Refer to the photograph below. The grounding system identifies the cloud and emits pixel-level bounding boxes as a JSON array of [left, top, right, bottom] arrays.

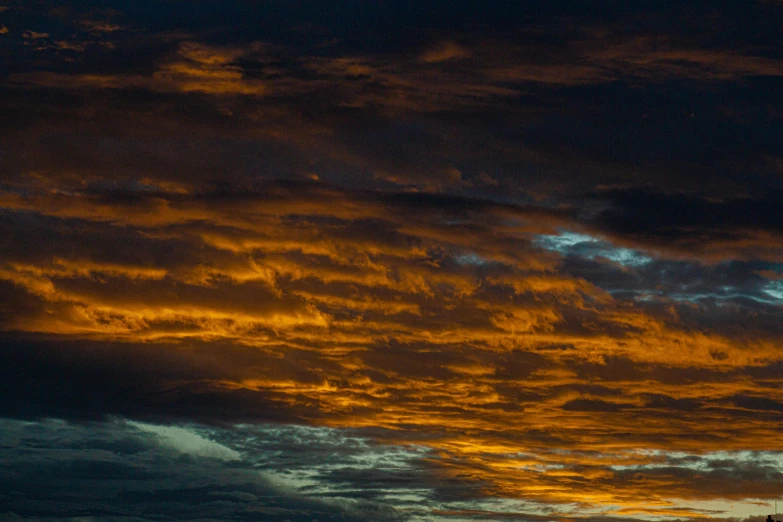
[[53, 40, 86, 52], [22, 30, 48, 39], [2, 73, 783, 515], [583, 188, 783, 261], [3, 1, 783, 519], [4, 417, 781, 521], [10, 41, 268, 96], [127, 421, 241, 460], [81, 20, 123, 33], [419, 41, 472, 63], [0, 418, 403, 521]]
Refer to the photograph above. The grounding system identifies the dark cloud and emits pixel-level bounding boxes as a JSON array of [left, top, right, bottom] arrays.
[[0, 335, 310, 423], [0, 419, 408, 521], [586, 189, 783, 258]]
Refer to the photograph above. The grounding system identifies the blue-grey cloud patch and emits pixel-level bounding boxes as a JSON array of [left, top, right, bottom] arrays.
[[0, 418, 413, 521], [535, 230, 652, 267]]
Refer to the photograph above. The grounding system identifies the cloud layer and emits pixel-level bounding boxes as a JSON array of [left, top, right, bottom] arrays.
[[2, 0, 783, 520]]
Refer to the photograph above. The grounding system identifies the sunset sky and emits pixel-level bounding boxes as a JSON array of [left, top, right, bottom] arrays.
[[3, 1, 783, 520]]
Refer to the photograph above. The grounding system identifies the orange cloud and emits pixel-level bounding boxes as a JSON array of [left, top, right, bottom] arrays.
[[10, 41, 268, 96], [23, 30, 49, 39], [419, 41, 472, 63], [4, 25, 783, 520]]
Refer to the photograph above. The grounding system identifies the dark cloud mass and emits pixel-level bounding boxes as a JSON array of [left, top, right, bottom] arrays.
[[2, 0, 783, 520]]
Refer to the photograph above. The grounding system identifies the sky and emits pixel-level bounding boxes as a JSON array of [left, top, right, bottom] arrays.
[[2, 1, 783, 520]]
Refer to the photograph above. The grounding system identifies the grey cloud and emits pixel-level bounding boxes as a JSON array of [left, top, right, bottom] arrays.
[[0, 418, 410, 521]]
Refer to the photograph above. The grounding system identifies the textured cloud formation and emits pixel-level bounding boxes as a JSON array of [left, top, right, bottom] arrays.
[[2, 0, 783, 520], [2, 418, 782, 521], [0, 419, 406, 520]]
